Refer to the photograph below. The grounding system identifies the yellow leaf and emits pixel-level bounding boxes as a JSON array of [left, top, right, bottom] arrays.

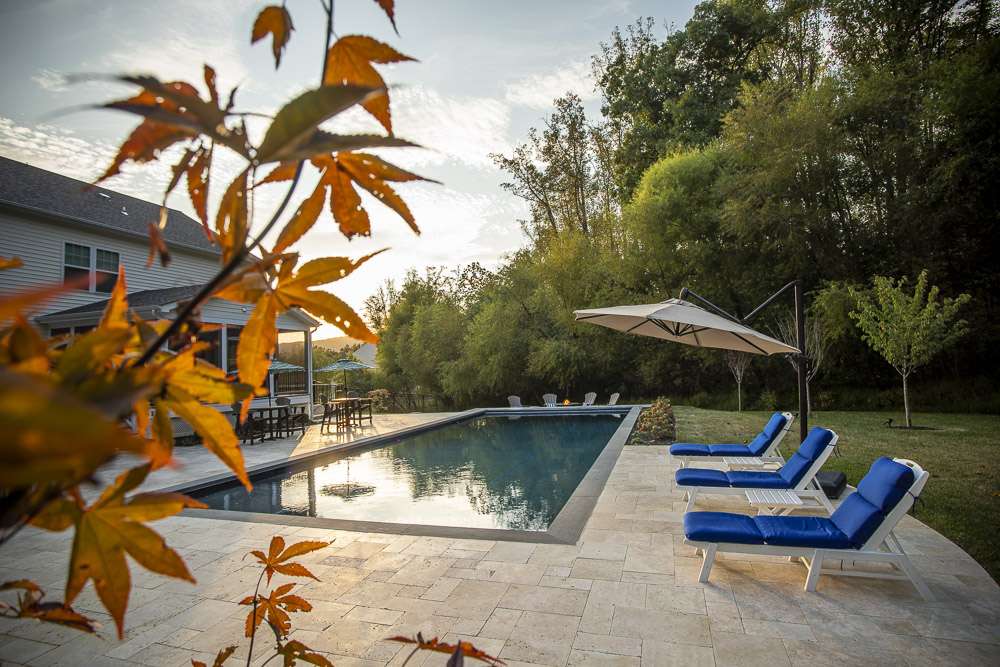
[[0, 256, 23, 270], [273, 183, 326, 253], [63, 465, 204, 638], [251, 5, 294, 68], [164, 387, 251, 490], [0, 369, 147, 488], [98, 265, 129, 331], [215, 169, 249, 263], [278, 284, 377, 343], [327, 164, 369, 237], [283, 250, 386, 289], [336, 152, 426, 233], [323, 35, 416, 132], [237, 293, 278, 392]]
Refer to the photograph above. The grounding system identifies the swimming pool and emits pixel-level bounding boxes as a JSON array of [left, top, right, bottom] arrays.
[[180, 407, 639, 542]]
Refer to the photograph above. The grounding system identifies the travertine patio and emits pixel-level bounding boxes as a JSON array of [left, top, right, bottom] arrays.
[[0, 419, 998, 666]]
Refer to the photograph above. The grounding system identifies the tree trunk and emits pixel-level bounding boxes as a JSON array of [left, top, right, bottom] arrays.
[[902, 373, 911, 428], [737, 381, 742, 412]]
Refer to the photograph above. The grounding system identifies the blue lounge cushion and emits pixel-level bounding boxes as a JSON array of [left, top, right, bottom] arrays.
[[670, 443, 713, 456], [856, 457, 915, 512], [707, 444, 754, 456], [748, 412, 789, 456], [830, 494, 883, 548], [684, 511, 764, 545], [778, 427, 836, 486], [725, 470, 788, 488], [755, 516, 853, 549], [675, 468, 731, 487]]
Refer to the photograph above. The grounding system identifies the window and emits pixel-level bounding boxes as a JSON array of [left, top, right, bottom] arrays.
[[62, 243, 120, 293], [95, 249, 120, 293], [196, 329, 222, 368], [226, 325, 242, 375], [63, 243, 90, 288]]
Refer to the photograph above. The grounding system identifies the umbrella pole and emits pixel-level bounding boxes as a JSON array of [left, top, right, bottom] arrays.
[[794, 281, 808, 442]]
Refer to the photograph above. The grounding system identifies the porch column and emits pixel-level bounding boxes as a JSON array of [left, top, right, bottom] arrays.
[[220, 326, 228, 375], [305, 327, 314, 419]]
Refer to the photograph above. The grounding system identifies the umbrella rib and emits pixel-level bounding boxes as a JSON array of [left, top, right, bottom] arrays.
[[731, 332, 769, 355], [625, 320, 647, 334]]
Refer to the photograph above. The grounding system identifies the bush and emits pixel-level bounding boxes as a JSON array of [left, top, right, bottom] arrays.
[[630, 397, 677, 445], [367, 388, 392, 412], [756, 389, 779, 411]]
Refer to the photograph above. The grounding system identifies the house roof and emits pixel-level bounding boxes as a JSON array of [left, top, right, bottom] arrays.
[[0, 156, 219, 255], [37, 284, 206, 321]]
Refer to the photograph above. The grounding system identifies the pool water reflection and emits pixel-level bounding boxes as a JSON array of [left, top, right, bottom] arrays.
[[190, 413, 623, 530]]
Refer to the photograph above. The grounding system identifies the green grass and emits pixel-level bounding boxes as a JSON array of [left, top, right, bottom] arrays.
[[671, 405, 1000, 583]]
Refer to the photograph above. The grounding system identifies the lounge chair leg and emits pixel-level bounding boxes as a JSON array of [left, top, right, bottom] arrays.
[[698, 544, 717, 583], [685, 490, 698, 512], [896, 554, 935, 601], [805, 552, 824, 592]]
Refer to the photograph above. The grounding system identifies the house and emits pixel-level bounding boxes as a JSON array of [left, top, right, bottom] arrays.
[[0, 155, 319, 425]]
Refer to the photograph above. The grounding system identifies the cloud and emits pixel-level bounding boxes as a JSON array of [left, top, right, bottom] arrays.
[[32, 68, 68, 93], [504, 60, 597, 109]]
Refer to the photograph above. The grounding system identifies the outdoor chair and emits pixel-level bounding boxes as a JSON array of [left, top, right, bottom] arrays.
[[507, 395, 522, 408], [676, 426, 838, 514], [608, 392, 620, 405], [542, 393, 558, 407], [670, 412, 794, 468], [683, 457, 933, 600], [230, 403, 267, 445], [319, 402, 336, 434], [354, 398, 374, 426], [582, 392, 597, 406], [275, 396, 308, 437]]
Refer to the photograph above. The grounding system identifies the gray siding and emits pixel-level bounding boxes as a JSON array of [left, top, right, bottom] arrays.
[[0, 209, 219, 316]]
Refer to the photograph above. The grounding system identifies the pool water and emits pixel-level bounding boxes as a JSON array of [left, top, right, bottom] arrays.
[[190, 413, 624, 531]]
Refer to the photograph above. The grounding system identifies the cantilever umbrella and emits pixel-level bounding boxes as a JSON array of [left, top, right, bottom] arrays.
[[315, 358, 374, 395], [574, 298, 798, 356]]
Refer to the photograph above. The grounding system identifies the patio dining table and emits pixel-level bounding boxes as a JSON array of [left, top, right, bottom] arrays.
[[329, 397, 374, 429], [248, 404, 308, 439]]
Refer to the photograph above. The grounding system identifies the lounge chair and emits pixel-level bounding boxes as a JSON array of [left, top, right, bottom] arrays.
[[683, 457, 933, 600], [670, 412, 794, 468], [508, 395, 522, 408], [582, 392, 597, 406], [542, 393, 557, 407], [676, 427, 838, 514], [608, 392, 620, 406]]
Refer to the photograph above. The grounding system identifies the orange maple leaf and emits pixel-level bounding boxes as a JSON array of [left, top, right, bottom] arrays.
[[323, 35, 416, 133]]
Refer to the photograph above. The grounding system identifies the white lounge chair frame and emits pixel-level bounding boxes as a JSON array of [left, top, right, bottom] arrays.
[[685, 458, 933, 600], [608, 392, 620, 406], [680, 430, 838, 515], [507, 395, 522, 408], [672, 412, 794, 468], [542, 393, 557, 407], [582, 392, 597, 406]]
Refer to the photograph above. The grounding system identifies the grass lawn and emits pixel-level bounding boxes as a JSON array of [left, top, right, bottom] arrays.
[[671, 405, 1000, 583]]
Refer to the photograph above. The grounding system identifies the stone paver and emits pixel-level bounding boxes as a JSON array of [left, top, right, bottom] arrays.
[[0, 427, 997, 666]]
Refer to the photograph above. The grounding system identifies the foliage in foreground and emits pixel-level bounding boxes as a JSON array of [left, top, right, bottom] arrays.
[[630, 398, 676, 445], [0, 1, 494, 663]]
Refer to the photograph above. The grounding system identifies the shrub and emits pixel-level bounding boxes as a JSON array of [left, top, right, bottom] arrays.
[[756, 389, 779, 411], [631, 397, 677, 445]]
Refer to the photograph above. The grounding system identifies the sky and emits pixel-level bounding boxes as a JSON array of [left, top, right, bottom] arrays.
[[0, 0, 699, 338]]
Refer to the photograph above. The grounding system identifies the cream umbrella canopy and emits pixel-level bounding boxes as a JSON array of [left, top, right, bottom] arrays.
[[574, 298, 799, 356]]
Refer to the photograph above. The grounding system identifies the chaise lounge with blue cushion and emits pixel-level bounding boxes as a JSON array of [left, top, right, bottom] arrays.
[[676, 426, 838, 513], [670, 412, 794, 468], [683, 457, 933, 600]]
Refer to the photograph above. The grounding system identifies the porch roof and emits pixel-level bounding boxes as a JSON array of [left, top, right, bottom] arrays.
[[37, 284, 320, 329]]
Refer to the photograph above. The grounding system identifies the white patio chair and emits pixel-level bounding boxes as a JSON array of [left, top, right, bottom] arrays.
[[684, 457, 933, 600], [507, 395, 522, 408], [542, 393, 557, 407], [676, 427, 838, 514], [607, 392, 620, 405], [582, 392, 597, 406]]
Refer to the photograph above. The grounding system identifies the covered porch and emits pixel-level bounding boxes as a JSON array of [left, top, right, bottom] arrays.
[[36, 283, 320, 427]]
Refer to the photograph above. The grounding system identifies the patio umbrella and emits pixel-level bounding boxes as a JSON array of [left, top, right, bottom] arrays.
[[573, 298, 798, 356], [315, 358, 374, 395]]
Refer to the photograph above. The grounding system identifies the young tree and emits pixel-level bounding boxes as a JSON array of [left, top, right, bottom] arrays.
[[725, 350, 752, 412], [850, 270, 971, 427], [774, 311, 830, 413]]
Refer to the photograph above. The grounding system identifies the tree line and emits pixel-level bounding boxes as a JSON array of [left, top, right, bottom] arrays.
[[367, 0, 998, 414]]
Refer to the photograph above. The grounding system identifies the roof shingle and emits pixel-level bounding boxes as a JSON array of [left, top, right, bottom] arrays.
[[0, 156, 219, 254]]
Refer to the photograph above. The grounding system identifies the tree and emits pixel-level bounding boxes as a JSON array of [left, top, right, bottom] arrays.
[[850, 271, 971, 427], [725, 350, 752, 411], [773, 310, 830, 412]]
